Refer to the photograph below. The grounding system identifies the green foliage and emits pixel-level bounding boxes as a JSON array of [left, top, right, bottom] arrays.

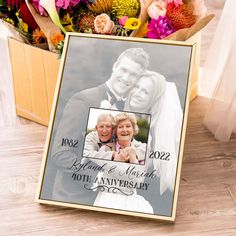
[[134, 118, 149, 143]]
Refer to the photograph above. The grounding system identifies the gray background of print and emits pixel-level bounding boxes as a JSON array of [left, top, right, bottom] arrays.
[[40, 35, 192, 217]]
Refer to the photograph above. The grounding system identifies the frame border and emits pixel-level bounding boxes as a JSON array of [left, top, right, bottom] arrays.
[[35, 33, 197, 222]]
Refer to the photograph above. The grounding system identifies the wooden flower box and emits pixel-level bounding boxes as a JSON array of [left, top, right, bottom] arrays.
[[9, 37, 60, 126]]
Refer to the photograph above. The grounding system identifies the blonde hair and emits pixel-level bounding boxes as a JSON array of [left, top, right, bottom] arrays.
[[114, 112, 139, 135]]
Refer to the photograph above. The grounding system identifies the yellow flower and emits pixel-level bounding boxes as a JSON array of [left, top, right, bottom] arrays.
[[64, 25, 75, 32], [5, 18, 14, 25], [124, 18, 141, 30], [61, 13, 75, 32], [14, 11, 28, 33], [21, 22, 28, 32], [61, 13, 73, 25], [18, 18, 28, 32], [112, 0, 140, 18]]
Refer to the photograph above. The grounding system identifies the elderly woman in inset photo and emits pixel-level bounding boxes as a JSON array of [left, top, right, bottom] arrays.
[[99, 112, 145, 164]]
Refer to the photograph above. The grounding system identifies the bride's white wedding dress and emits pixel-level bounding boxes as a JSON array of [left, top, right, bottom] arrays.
[[88, 156, 153, 213], [93, 166, 153, 214]]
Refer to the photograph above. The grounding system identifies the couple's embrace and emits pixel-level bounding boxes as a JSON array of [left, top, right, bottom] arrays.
[[83, 112, 146, 164]]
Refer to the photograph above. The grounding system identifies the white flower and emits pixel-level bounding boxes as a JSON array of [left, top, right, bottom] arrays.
[[94, 14, 115, 34]]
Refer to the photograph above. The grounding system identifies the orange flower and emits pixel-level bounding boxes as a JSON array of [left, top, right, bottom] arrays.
[[166, 3, 196, 30], [51, 32, 65, 46], [32, 28, 47, 44], [135, 21, 149, 38]]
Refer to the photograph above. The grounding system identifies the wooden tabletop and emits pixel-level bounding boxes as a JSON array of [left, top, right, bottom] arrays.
[[1, 96, 236, 235]]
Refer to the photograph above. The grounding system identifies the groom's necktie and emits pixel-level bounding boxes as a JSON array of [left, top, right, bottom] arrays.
[[106, 87, 125, 110]]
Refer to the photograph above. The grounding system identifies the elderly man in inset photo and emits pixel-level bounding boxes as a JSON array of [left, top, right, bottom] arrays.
[[83, 113, 114, 160]]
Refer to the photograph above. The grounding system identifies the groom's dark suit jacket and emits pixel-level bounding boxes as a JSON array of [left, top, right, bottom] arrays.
[[50, 84, 109, 205]]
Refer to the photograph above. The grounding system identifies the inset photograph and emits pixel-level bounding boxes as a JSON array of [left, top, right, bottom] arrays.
[[83, 108, 151, 165]]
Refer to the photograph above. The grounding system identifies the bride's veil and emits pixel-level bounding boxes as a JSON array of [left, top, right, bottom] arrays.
[[152, 82, 183, 195]]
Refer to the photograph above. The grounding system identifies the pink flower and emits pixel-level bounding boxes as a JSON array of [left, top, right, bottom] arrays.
[[56, 0, 80, 10], [164, 0, 183, 7], [118, 16, 129, 27], [147, 16, 175, 39], [94, 14, 115, 34], [31, 0, 80, 16], [31, 0, 48, 16], [148, 0, 167, 19]]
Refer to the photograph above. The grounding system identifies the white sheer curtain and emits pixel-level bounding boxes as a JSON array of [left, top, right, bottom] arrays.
[[202, 0, 236, 141], [0, 20, 24, 126]]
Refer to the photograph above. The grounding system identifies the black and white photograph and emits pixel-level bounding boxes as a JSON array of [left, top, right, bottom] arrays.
[[36, 33, 195, 221]]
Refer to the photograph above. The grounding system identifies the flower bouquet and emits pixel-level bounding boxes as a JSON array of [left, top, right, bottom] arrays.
[[0, 0, 214, 125], [1, 0, 213, 51]]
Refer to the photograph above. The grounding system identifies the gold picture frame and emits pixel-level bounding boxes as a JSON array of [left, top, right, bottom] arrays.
[[36, 33, 196, 222]]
